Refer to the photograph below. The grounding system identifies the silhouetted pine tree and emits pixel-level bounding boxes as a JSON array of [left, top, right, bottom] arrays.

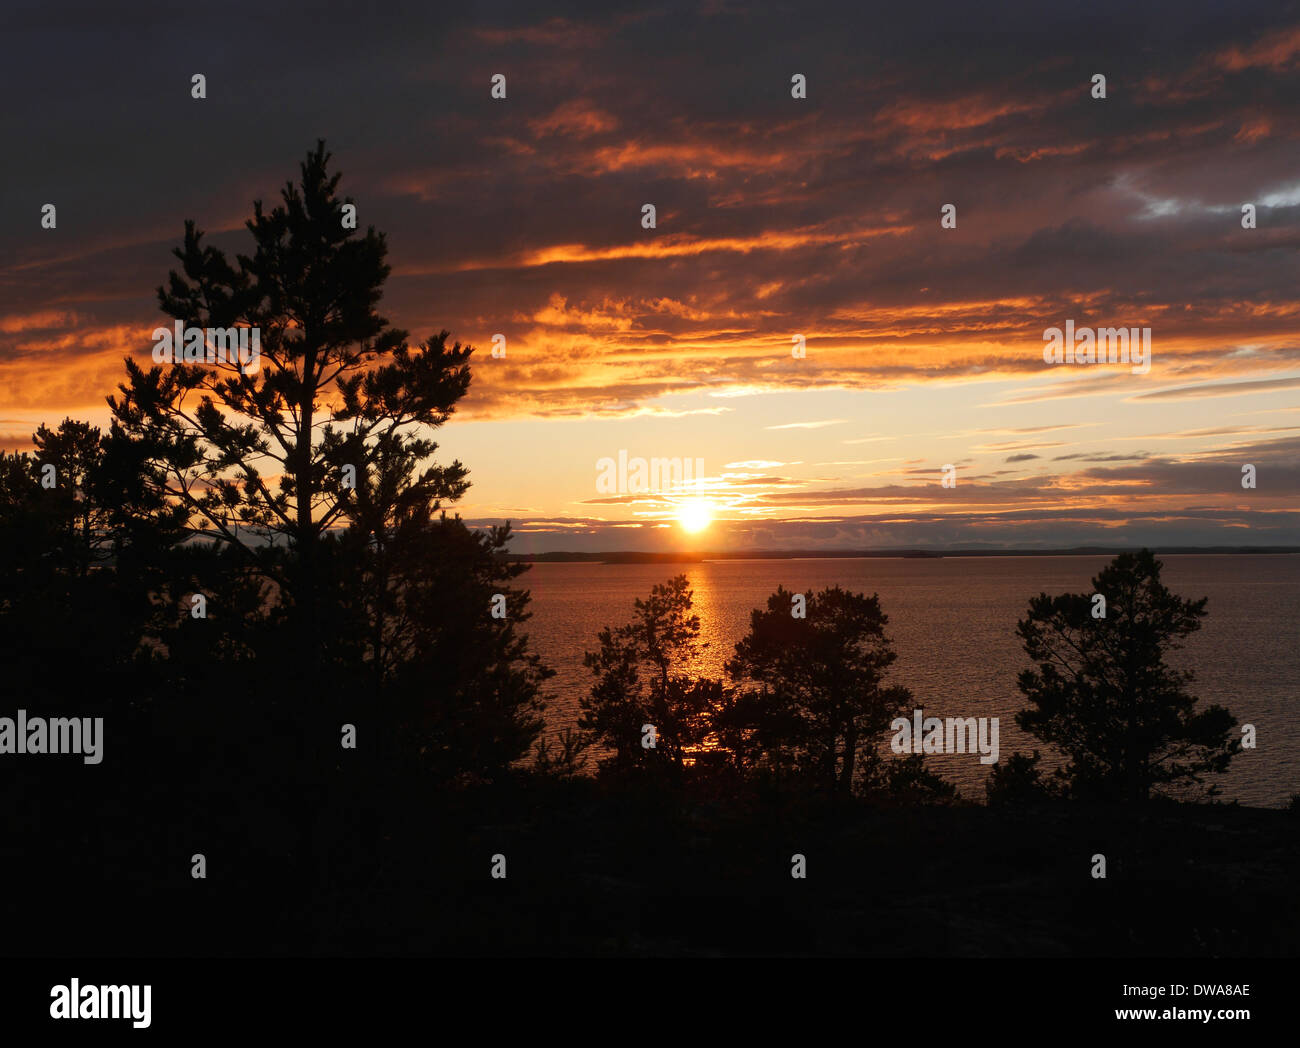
[[579, 575, 715, 776], [723, 585, 913, 797], [1014, 550, 1238, 801], [103, 144, 550, 940]]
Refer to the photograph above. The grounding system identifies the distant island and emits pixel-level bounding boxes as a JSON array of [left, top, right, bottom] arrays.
[[504, 546, 1300, 564]]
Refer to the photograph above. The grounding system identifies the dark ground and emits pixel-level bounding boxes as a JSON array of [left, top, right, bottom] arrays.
[[7, 766, 1297, 957]]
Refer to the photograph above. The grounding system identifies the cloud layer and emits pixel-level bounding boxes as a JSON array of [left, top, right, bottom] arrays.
[[1, 1, 1297, 549]]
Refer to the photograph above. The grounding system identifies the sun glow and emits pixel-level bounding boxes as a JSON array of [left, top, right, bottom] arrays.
[[677, 499, 715, 533]]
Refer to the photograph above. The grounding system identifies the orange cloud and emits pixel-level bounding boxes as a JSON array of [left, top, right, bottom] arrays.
[[1214, 24, 1300, 72], [529, 99, 619, 138]]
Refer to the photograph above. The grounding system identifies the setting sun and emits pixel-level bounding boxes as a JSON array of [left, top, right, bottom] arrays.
[[677, 500, 715, 533]]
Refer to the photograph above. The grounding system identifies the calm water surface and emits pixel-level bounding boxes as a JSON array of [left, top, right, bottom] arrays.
[[518, 555, 1300, 807]]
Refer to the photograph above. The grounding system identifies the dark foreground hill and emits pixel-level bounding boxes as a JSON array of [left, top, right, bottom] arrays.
[[6, 771, 1297, 957]]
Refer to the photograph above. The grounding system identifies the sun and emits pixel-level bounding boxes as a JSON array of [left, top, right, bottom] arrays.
[[677, 499, 715, 533]]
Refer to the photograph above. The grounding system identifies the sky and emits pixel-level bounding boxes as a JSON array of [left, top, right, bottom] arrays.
[[1, 0, 1297, 552]]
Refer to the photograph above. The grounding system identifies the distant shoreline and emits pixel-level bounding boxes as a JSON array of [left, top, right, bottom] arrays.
[[505, 547, 1300, 564]]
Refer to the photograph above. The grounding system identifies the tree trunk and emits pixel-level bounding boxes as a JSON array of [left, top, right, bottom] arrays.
[[841, 726, 857, 796]]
